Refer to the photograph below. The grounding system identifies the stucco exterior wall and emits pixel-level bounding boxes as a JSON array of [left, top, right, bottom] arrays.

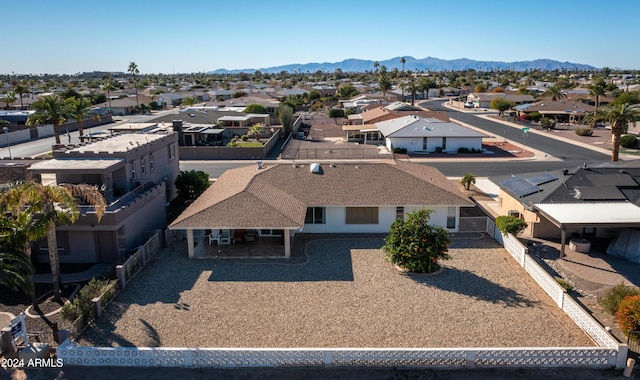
[[301, 205, 458, 234]]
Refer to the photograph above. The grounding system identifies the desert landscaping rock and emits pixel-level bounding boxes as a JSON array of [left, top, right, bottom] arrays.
[[79, 236, 594, 348]]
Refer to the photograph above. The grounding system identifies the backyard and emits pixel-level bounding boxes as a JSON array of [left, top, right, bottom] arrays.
[[78, 235, 594, 349]]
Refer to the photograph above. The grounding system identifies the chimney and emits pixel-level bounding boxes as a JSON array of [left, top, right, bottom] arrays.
[[172, 120, 184, 145]]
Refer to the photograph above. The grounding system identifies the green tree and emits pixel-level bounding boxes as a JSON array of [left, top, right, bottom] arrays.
[[68, 97, 98, 137], [588, 84, 606, 114], [588, 103, 640, 161], [541, 86, 567, 101], [27, 95, 74, 145], [337, 84, 359, 99], [612, 91, 639, 106], [383, 208, 451, 273], [378, 66, 392, 100], [13, 83, 29, 109], [419, 77, 436, 99], [328, 108, 345, 124], [4, 91, 17, 109], [175, 170, 210, 201], [0, 244, 33, 297], [128, 61, 140, 108], [103, 80, 115, 114], [181, 96, 197, 107], [278, 105, 294, 135], [473, 83, 487, 93], [495, 215, 527, 236], [460, 173, 476, 190], [4, 182, 105, 302], [489, 98, 515, 116], [243, 103, 268, 114], [247, 123, 264, 139]]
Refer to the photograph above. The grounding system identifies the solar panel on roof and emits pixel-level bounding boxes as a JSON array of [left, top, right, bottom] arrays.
[[501, 176, 541, 198], [527, 173, 558, 186]]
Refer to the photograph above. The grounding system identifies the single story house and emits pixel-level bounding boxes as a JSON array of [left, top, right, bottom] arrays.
[[467, 93, 534, 108], [491, 165, 640, 258], [515, 100, 595, 124], [375, 115, 488, 153], [169, 161, 474, 258]]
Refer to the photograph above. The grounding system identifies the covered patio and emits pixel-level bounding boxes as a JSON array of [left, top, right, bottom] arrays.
[[191, 229, 287, 258]]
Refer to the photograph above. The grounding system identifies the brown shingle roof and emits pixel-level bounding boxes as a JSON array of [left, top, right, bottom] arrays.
[[170, 162, 472, 230]]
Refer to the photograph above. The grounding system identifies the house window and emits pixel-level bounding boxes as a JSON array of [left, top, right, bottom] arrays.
[[305, 207, 325, 224], [141, 158, 146, 176], [442, 137, 447, 150], [422, 137, 427, 151], [131, 162, 136, 180], [149, 154, 154, 171], [168, 143, 176, 160], [447, 207, 456, 229], [583, 227, 596, 237], [346, 207, 378, 224], [396, 206, 404, 220]]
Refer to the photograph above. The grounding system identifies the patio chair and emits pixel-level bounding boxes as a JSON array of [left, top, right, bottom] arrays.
[[208, 230, 221, 245], [220, 229, 231, 245]]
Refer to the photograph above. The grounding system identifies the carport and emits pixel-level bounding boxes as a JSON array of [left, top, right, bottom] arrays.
[[534, 202, 640, 258]]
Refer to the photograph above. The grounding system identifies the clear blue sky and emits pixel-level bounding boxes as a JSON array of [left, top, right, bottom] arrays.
[[3, 0, 638, 75]]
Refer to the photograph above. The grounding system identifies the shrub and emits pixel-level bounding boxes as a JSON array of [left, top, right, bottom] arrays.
[[60, 278, 116, 322], [575, 128, 593, 136], [393, 147, 407, 154], [383, 208, 451, 273], [554, 277, 574, 292], [616, 295, 640, 334], [601, 282, 640, 314], [495, 215, 527, 236], [529, 111, 542, 122], [60, 302, 82, 322], [540, 117, 556, 129], [620, 134, 638, 149], [241, 135, 249, 141]]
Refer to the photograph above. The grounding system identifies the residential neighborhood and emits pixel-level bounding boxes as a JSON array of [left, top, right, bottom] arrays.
[[2, 49, 640, 379]]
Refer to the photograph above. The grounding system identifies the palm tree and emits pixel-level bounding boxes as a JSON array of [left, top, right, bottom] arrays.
[[378, 66, 391, 101], [588, 84, 606, 115], [408, 78, 419, 106], [0, 192, 49, 318], [128, 62, 140, 108], [68, 97, 98, 137], [103, 80, 115, 114], [0, 245, 33, 297], [460, 173, 477, 190], [6, 182, 105, 302], [588, 103, 640, 162], [4, 91, 17, 109], [13, 83, 29, 109], [27, 95, 73, 145], [541, 86, 567, 101]]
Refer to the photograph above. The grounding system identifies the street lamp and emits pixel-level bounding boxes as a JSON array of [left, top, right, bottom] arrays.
[[3, 126, 11, 159]]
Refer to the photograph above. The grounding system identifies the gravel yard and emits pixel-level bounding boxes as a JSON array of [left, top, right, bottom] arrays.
[[78, 235, 594, 348]]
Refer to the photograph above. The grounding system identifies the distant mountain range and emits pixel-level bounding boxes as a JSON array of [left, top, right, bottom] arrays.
[[209, 56, 596, 74]]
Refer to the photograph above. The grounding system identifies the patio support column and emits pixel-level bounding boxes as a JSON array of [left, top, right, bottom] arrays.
[[284, 229, 291, 258], [560, 227, 566, 259], [187, 229, 195, 259]]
